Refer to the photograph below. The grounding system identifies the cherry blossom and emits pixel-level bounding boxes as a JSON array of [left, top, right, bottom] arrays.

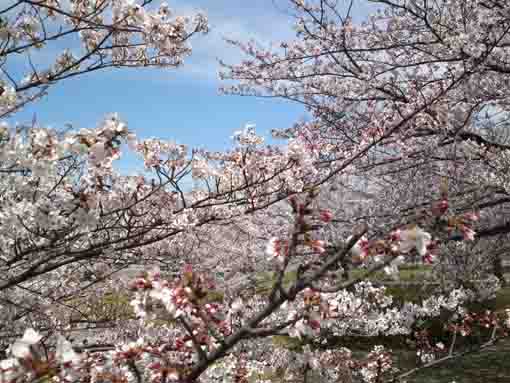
[[1, 0, 509, 382]]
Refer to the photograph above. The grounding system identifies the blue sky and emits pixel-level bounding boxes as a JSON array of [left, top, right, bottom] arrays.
[[8, 0, 375, 173]]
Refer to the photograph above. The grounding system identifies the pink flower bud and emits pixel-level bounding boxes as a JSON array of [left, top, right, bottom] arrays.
[[319, 209, 334, 223], [461, 226, 476, 241], [463, 212, 479, 222], [311, 239, 326, 254], [390, 229, 401, 241]]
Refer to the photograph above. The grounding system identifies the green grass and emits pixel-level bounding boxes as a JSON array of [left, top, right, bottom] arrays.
[[255, 266, 434, 297], [351, 265, 433, 282], [262, 338, 510, 383], [67, 288, 225, 324], [401, 340, 510, 383], [495, 286, 510, 311], [66, 292, 135, 323], [254, 271, 299, 295]]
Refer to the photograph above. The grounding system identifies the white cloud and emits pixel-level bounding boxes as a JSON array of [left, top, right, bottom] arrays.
[[168, 0, 297, 81], [169, 0, 376, 82]]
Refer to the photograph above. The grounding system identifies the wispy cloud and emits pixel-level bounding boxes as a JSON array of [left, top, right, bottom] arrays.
[[168, 0, 297, 82], [169, 0, 377, 82]]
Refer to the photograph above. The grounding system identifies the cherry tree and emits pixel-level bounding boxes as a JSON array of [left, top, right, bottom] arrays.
[[0, 0, 208, 118], [1, 1, 510, 383], [221, 0, 510, 232], [221, 0, 510, 285], [0, 0, 212, 343]]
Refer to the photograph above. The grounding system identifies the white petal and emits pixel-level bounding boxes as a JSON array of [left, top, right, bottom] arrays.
[[22, 328, 42, 344], [11, 341, 31, 358]]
